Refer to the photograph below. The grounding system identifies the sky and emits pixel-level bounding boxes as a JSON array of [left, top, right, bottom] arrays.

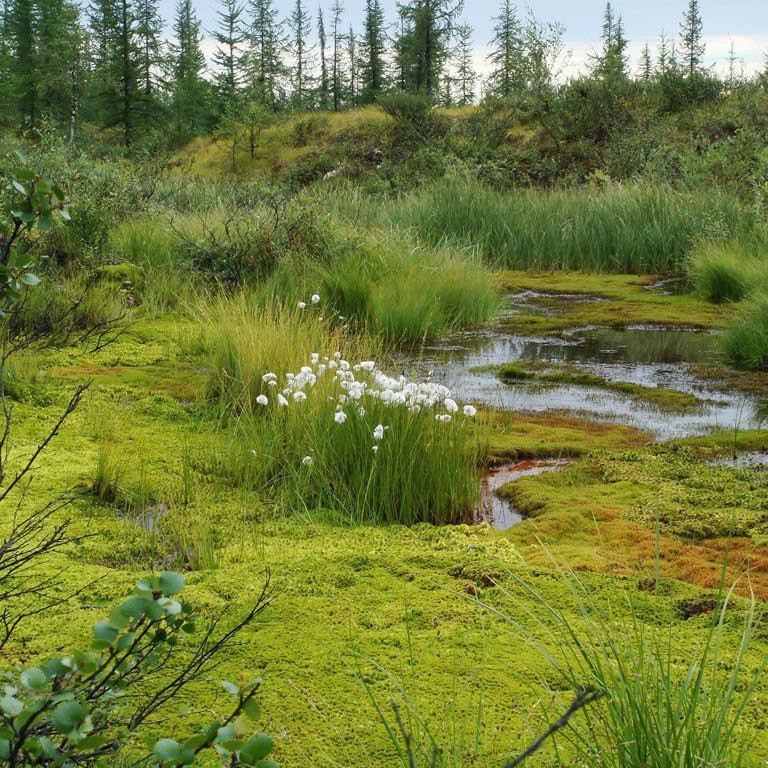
[[158, 0, 768, 80]]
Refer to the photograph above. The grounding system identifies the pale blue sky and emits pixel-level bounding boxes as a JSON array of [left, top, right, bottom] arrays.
[[159, 0, 768, 76]]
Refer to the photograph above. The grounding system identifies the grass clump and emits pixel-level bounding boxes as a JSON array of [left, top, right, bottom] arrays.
[[481, 562, 767, 768], [385, 178, 755, 274], [199, 292, 482, 524], [690, 238, 768, 303], [723, 295, 768, 371]]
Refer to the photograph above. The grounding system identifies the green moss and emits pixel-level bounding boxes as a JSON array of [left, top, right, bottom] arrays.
[[496, 271, 727, 334], [5, 303, 767, 767]]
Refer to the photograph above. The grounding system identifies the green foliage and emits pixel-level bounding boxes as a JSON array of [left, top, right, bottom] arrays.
[[385, 177, 756, 273], [723, 294, 768, 371], [0, 572, 276, 768], [0, 152, 68, 309]]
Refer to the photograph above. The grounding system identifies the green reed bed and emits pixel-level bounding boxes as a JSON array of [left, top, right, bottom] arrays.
[[382, 178, 756, 274]]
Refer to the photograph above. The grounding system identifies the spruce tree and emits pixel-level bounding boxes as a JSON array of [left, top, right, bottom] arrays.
[[396, 0, 463, 97], [359, 0, 385, 103], [679, 0, 704, 76], [0, 0, 12, 123], [8, 0, 36, 126], [330, 0, 343, 110], [170, 0, 208, 134], [486, 0, 523, 97], [639, 43, 652, 83], [346, 24, 357, 104], [453, 21, 474, 105], [317, 6, 328, 107], [593, 2, 628, 81], [247, 0, 285, 109], [134, 0, 163, 100], [212, 0, 246, 110], [288, 0, 313, 108]]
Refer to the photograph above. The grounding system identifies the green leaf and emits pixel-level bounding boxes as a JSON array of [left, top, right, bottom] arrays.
[[0, 696, 23, 717], [93, 621, 119, 643], [238, 734, 274, 765], [20, 667, 47, 692], [20, 272, 40, 286], [153, 738, 180, 762], [221, 680, 239, 696], [120, 596, 148, 618], [51, 701, 85, 733], [243, 700, 261, 721], [108, 606, 130, 629], [11, 181, 27, 196], [216, 725, 237, 743], [0, 738, 9, 760], [36, 215, 53, 232], [254, 760, 279, 768], [158, 572, 185, 596]]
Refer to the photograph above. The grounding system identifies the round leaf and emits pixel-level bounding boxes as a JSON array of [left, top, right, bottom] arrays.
[[153, 738, 181, 762], [239, 734, 274, 765], [20, 667, 47, 692], [158, 572, 185, 596], [51, 701, 85, 733]]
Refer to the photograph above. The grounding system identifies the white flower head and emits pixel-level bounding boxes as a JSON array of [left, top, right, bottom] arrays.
[[277, 394, 289, 407], [334, 410, 347, 424], [444, 398, 459, 413], [311, 294, 320, 304], [463, 405, 477, 417], [301, 455, 314, 466], [373, 424, 385, 441], [256, 394, 268, 406], [262, 372, 277, 383], [372, 445, 379, 454], [293, 391, 307, 402], [297, 301, 307, 309]]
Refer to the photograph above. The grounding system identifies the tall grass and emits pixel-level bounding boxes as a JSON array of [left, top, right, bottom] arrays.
[[689, 234, 768, 303], [197, 292, 481, 524], [477, 559, 766, 768], [723, 295, 768, 371], [381, 178, 757, 274]]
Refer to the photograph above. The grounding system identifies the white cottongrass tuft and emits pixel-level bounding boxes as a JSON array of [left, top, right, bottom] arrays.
[[334, 410, 348, 424], [256, 394, 268, 406]]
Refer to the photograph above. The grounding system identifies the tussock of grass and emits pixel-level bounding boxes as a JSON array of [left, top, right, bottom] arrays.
[[197, 293, 481, 524], [724, 295, 768, 371], [480, 560, 766, 768], [690, 238, 768, 303]]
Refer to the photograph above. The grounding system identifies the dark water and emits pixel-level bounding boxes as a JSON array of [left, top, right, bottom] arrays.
[[476, 459, 572, 530], [392, 295, 763, 441]]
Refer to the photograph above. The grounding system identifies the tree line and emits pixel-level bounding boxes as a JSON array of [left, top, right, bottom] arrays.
[[0, 0, 757, 146]]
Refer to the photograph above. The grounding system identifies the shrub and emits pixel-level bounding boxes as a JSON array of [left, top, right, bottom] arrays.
[[723, 294, 768, 370]]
